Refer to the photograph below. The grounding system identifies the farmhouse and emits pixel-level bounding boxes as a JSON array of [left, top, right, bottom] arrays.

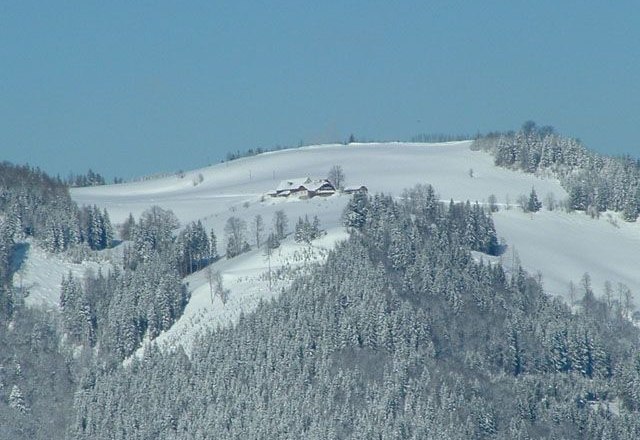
[[274, 177, 336, 198]]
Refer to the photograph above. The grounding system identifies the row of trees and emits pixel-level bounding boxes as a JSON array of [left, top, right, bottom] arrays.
[[345, 185, 500, 257], [77, 205, 113, 250], [64, 169, 106, 187], [124, 206, 218, 275], [516, 187, 543, 213], [176, 220, 217, 275], [294, 215, 324, 243], [224, 210, 290, 258]]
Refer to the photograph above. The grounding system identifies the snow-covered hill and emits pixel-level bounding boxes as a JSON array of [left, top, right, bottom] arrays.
[[73, 141, 564, 226], [65, 141, 640, 352]]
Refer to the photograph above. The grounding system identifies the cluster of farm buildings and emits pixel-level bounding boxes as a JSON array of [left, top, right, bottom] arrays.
[[267, 177, 367, 199]]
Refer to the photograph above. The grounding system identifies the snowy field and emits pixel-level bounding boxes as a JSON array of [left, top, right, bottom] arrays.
[[493, 209, 640, 299], [58, 141, 640, 352], [72, 141, 564, 228], [14, 240, 112, 308]]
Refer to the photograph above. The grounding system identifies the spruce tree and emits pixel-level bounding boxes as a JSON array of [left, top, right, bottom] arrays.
[[9, 384, 29, 413], [527, 187, 542, 212], [209, 230, 218, 260]]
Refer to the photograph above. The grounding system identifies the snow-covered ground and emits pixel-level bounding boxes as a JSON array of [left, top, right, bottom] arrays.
[[493, 209, 640, 299], [72, 141, 563, 229], [14, 240, 111, 309], [64, 141, 640, 352]]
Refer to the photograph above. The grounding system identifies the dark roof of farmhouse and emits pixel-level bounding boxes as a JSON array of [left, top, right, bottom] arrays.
[[276, 178, 334, 193]]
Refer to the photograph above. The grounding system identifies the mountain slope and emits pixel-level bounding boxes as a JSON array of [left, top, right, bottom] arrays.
[[70, 183, 640, 440], [71, 142, 640, 306]]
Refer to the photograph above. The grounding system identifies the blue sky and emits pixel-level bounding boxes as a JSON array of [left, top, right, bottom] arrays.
[[1, 2, 639, 180]]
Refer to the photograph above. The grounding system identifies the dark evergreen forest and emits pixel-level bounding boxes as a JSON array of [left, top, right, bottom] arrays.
[[0, 164, 204, 437], [0, 162, 113, 438]]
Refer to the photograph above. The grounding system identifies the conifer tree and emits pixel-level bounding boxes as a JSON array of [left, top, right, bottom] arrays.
[[9, 384, 29, 413], [209, 229, 218, 260], [120, 213, 136, 241], [343, 191, 369, 229], [527, 187, 542, 212]]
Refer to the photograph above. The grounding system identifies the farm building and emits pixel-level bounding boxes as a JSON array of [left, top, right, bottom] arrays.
[[274, 177, 336, 198], [343, 185, 368, 194]]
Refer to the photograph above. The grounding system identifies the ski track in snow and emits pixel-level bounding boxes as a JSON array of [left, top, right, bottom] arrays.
[[58, 141, 640, 354]]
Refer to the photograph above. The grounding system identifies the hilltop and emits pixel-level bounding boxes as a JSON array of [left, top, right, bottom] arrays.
[[70, 141, 640, 301]]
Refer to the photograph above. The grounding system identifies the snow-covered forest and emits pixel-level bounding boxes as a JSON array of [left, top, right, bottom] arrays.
[[473, 121, 640, 220], [70, 186, 640, 439], [2, 132, 640, 438]]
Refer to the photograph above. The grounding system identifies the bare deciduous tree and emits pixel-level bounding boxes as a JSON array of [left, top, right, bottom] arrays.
[[273, 210, 288, 240], [253, 214, 264, 248], [544, 192, 556, 211], [225, 216, 248, 258], [205, 266, 229, 306], [488, 194, 498, 212], [328, 165, 345, 190]]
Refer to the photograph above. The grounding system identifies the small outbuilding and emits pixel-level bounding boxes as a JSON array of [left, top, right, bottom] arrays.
[[343, 185, 368, 194]]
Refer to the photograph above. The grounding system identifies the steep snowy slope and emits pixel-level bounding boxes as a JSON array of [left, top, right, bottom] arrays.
[[14, 240, 112, 308], [136, 227, 349, 357], [68, 142, 640, 352]]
